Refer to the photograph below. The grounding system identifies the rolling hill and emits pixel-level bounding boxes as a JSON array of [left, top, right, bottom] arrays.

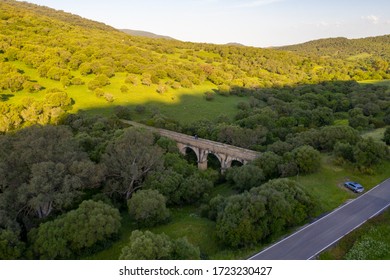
[[278, 35, 390, 60], [120, 29, 176, 40], [0, 0, 389, 132]]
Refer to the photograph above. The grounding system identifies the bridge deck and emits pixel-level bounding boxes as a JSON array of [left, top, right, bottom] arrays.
[[122, 120, 260, 161]]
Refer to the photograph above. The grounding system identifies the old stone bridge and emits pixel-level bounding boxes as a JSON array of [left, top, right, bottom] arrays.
[[122, 120, 260, 172]]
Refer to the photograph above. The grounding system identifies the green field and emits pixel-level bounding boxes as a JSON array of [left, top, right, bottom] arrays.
[[3, 59, 248, 125]]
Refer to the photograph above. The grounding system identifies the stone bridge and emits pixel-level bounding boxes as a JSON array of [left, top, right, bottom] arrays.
[[122, 120, 260, 172]]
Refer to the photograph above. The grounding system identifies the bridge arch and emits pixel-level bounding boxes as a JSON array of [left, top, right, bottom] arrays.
[[230, 159, 244, 167], [205, 151, 223, 171]]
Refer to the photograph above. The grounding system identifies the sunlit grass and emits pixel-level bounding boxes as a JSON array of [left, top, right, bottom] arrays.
[[5, 60, 247, 124]]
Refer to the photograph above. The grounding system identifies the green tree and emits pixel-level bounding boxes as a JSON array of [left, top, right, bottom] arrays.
[[216, 193, 267, 248], [348, 108, 370, 129], [143, 169, 184, 205], [0, 229, 25, 260], [172, 237, 201, 260], [29, 200, 121, 259], [253, 152, 282, 180], [353, 138, 389, 169], [127, 189, 170, 227], [215, 178, 315, 248], [120, 85, 129, 93], [334, 142, 355, 162], [102, 128, 164, 200], [293, 145, 321, 174], [179, 173, 213, 204], [252, 179, 315, 227], [225, 165, 265, 192], [0, 125, 104, 223], [119, 230, 172, 260], [119, 230, 200, 260]]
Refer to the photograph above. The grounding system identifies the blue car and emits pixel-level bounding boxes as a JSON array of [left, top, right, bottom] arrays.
[[344, 181, 364, 193]]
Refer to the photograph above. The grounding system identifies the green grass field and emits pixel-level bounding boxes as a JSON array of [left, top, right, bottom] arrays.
[[4, 59, 247, 125], [295, 156, 390, 213]]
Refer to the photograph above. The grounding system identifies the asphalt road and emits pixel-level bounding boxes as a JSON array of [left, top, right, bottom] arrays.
[[249, 178, 390, 260]]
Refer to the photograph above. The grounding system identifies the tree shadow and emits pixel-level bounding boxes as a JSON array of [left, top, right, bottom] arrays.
[[1, 94, 15, 101]]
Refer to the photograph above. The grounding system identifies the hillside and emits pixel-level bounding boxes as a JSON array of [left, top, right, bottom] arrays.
[[120, 29, 176, 40], [279, 35, 390, 62], [1, 0, 390, 133]]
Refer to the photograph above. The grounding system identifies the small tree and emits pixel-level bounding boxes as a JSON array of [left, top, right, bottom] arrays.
[[293, 145, 321, 174], [225, 165, 265, 192], [29, 200, 121, 259], [0, 229, 25, 260], [119, 230, 200, 260], [102, 128, 164, 200], [127, 189, 170, 227], [120, 85, 129, 93], [353, 137, 389, 169]]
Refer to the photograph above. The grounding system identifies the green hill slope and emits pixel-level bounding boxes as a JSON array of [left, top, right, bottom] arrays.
[[0, 0, 389, 132], [279, 36, 390, 73], [120, 29, 176, 40]]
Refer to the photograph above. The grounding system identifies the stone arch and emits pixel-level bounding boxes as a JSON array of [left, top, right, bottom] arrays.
[[205, 151, 223, 171], [177, 143, 200, 161], [230, 159, 244, 167], [223, 157, 245, 172]]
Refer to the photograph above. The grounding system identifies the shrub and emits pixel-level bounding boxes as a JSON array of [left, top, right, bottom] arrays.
[[119, 230, 200, 260], [127, 189, 170, 227]]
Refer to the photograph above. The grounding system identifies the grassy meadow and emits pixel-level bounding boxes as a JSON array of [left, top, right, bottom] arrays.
[[3, 58, 248, 124]]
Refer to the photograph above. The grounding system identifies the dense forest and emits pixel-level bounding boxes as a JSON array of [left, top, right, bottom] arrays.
[[0, 0, 390, 260]]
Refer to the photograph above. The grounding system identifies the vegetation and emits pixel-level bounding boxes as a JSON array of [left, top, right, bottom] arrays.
[[28, 200, 121, 259], [0, 0, 389, 260], [214, 179, 315, 248], [127, 189, 171, 227], [119, 230, 200, 260], [1, 0, 390, 132], [320, 208, 390, 260]]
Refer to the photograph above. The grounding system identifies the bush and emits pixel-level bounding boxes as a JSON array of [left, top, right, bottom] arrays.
[[293, 145, 321, 174], [127, 189, 170, 227], [225, 165, 265, 192], [204, 92, 215, 101], [114, 106, 131, 119], [215, 179, 315, 248], [135, 105, 146, 114], [28, 200, 121, 259], [71, 77, 85, 85], [103, 93, 114, 103], [345, 228, 390, 260], [353, 137, 389, 169], [119, 230, 200, 260], [120, 85, 129, 93]]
